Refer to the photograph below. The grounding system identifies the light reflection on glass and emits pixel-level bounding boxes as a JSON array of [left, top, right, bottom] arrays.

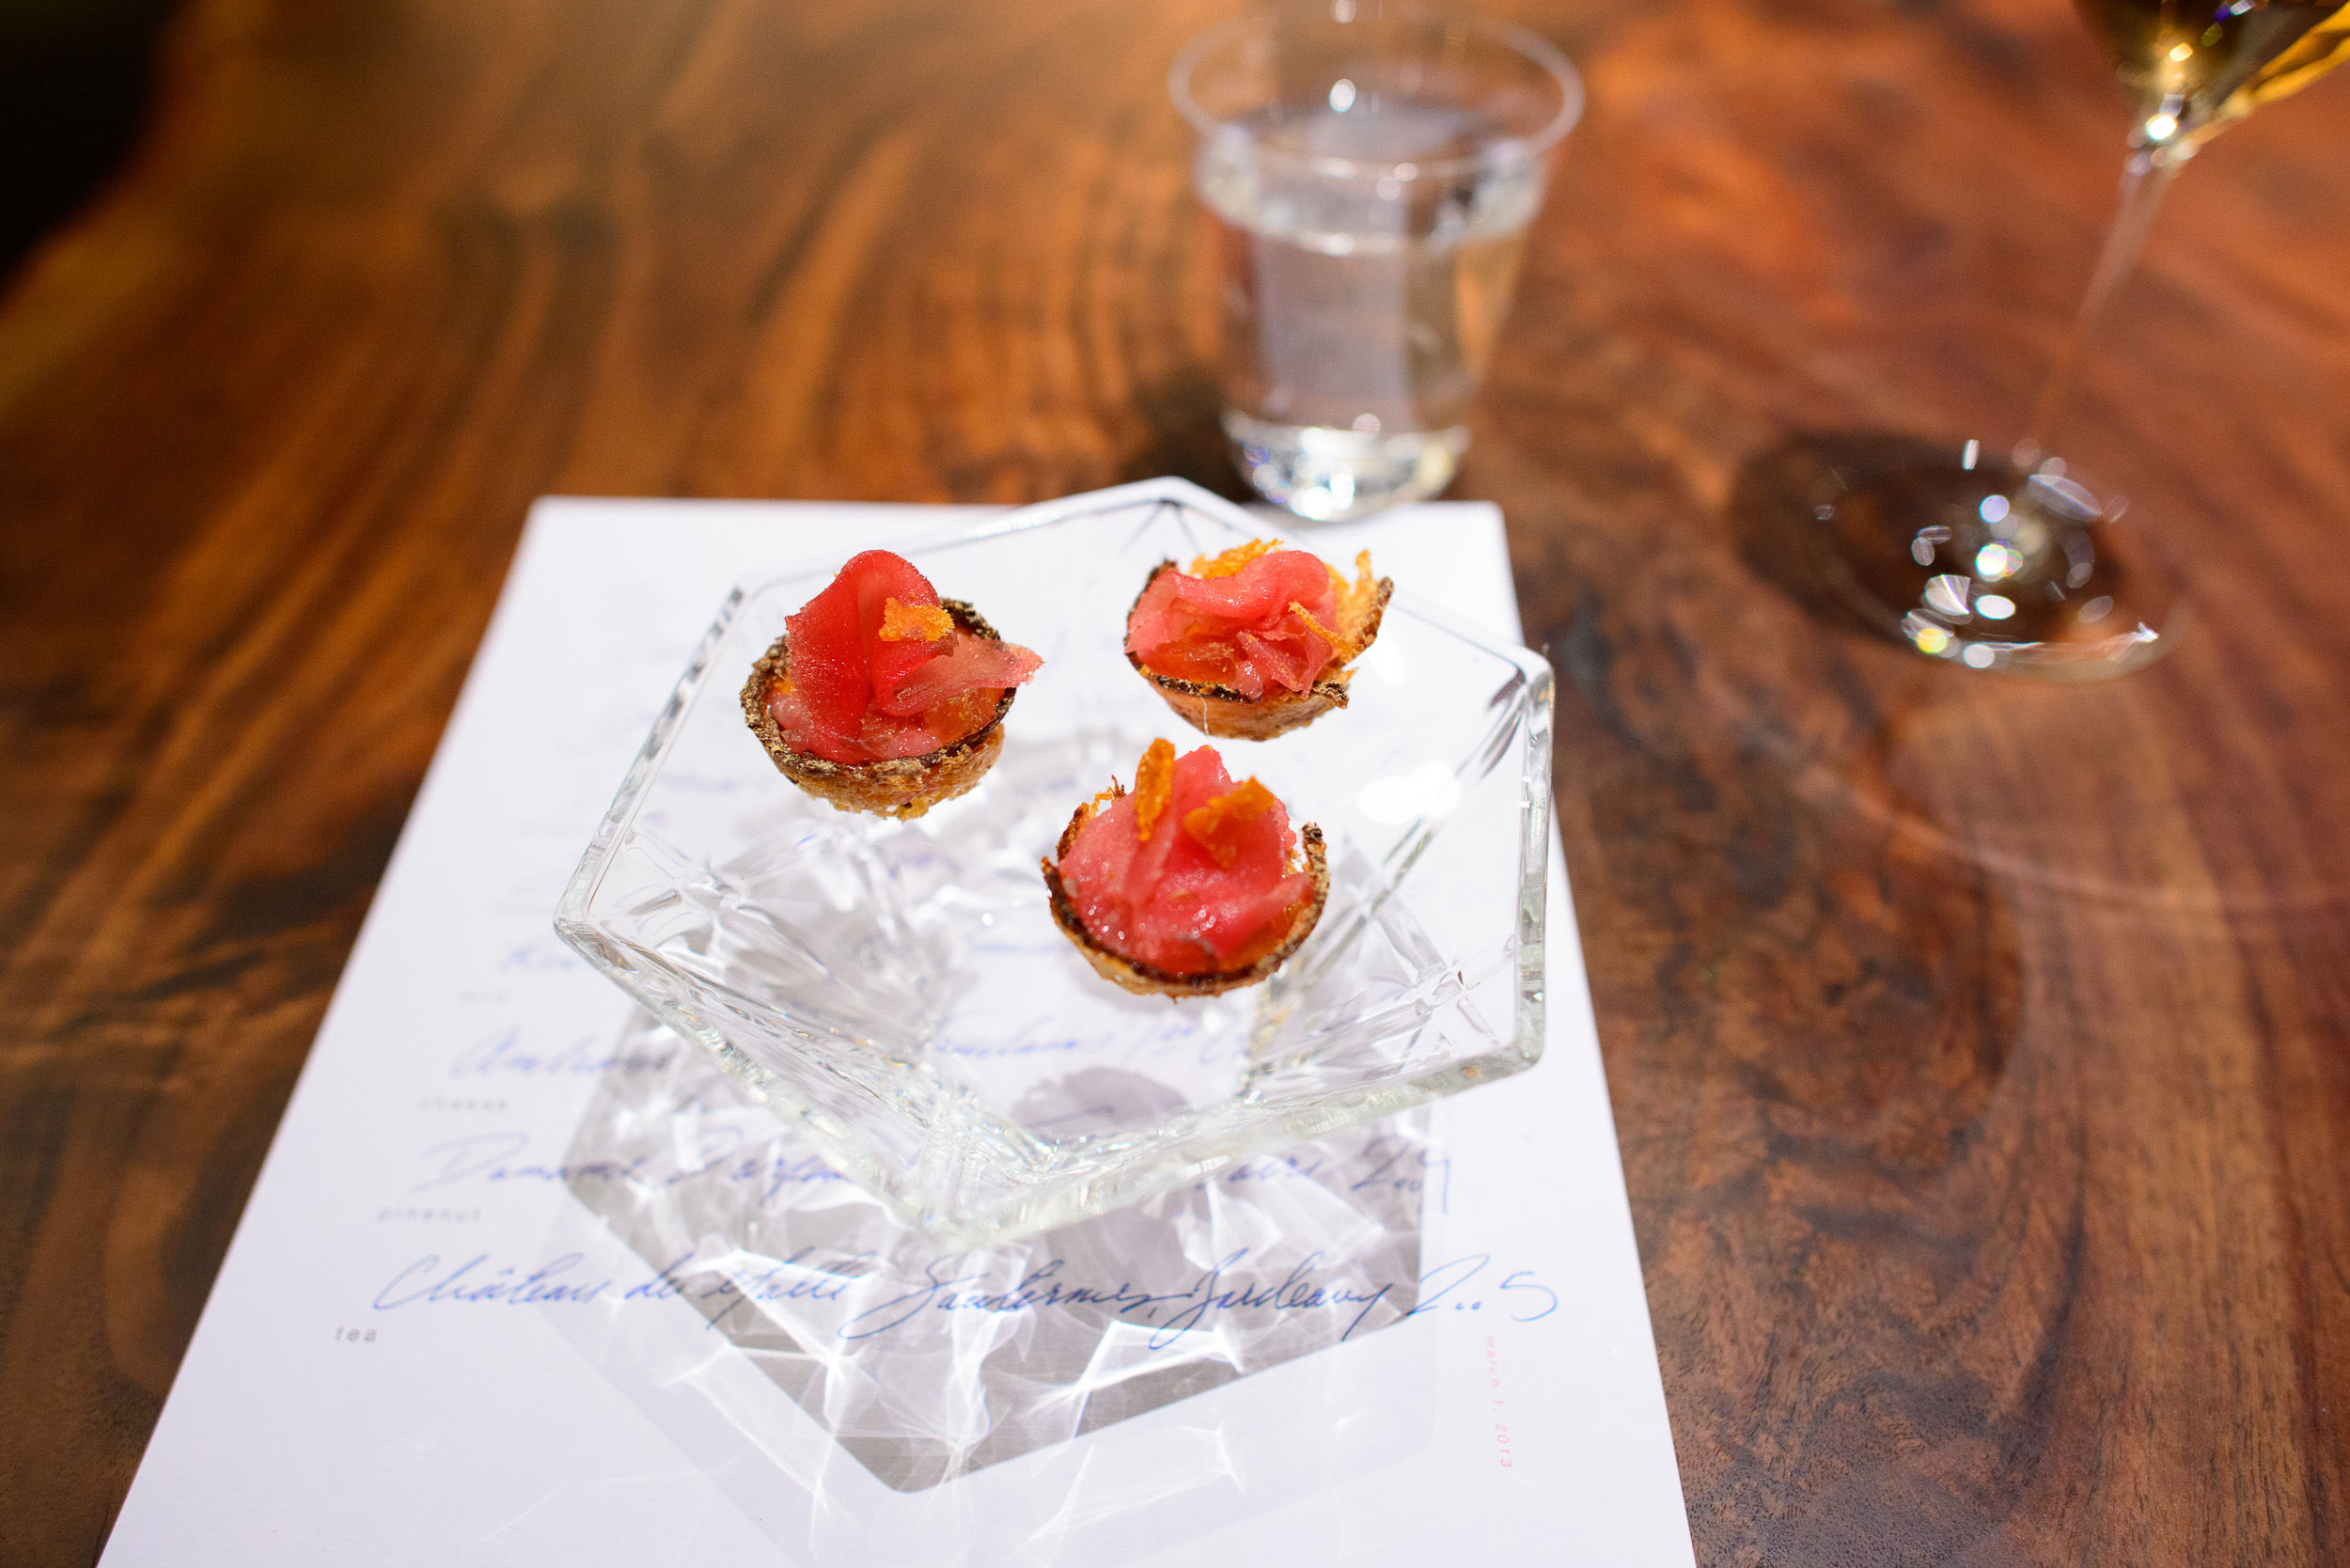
[[1903, 612, 1953, 655], [1800, 437, 2180, 676], [1974, 541, 2024, 581], [1924, 573, 1973, 619]]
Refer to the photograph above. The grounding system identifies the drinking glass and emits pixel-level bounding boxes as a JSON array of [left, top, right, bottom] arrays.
[[1171, 2, 1582, 522], [1809, 0, 2350, 675]]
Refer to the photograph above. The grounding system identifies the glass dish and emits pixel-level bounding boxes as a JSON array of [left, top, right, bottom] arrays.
[[555, 478, 1552, 1247]]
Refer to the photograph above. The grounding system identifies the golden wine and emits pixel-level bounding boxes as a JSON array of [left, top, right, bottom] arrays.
[[2072, 0, 2350, 141], [1801, 2, 2343, 675]]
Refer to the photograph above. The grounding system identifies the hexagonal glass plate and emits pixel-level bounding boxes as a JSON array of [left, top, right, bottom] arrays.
[[556, 478, 1551, 1247]]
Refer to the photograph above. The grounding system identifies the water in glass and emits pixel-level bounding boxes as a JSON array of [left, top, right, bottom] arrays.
[[1199, 97, 1543, 520]]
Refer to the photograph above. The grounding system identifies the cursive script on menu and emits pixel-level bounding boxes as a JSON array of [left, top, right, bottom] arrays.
[[372, 1247, 1557, 1353]]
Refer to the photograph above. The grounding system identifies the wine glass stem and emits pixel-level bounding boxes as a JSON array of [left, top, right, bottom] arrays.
[[2023, 149, 2183, 457]]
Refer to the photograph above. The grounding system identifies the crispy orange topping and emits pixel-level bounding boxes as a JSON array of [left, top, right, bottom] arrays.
[[1183, 777, 1278, 868], [878, 598, 954, 642], [1133, 738, 1177, 840], [1187, 539, 1282, 579], [1287, 601, 1355, 661], [1326, 551, 1380, 635]]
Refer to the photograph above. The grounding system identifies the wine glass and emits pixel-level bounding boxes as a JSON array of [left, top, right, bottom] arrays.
[[1807, 0, 2350, 675]]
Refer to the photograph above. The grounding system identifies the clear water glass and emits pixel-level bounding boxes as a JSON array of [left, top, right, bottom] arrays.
[[1172, 3, 1581, 521]]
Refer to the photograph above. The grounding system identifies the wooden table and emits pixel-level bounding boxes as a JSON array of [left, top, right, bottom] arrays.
[[4, 0, 2345, 1560]]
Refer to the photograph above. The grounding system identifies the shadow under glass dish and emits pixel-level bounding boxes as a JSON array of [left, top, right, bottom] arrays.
[[555, 478, 1554, 1247], [1171, 4, 1582, 522], [556, 1010, 1448, 1493], [1809, 0, 2349, 676]]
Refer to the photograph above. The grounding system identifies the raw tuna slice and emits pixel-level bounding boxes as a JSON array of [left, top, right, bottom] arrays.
[[768, 550, 1042, 763], [1056, 741, 1316, 976], [1123, 544, 1344, 701]]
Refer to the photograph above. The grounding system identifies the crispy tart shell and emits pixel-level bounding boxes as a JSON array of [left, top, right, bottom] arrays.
[[1125, 560, 1395, 740], [1042, 791, 1328, 998], [741, 600, 1015, 819]]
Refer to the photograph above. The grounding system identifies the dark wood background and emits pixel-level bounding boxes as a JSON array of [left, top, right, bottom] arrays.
[[3, 0, 2345, 1560]]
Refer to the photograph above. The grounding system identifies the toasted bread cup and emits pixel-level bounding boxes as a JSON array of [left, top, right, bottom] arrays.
[[1125, 560, 1395, 741], [1041, 788, 1328, 999], [742, 600, 1016, 819]]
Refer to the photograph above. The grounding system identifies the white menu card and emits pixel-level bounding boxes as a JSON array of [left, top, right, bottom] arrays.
[[97, 494, 1693, 1566]]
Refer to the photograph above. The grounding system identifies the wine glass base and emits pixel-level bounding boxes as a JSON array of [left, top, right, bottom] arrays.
[[1804, 437, 2183, 678]]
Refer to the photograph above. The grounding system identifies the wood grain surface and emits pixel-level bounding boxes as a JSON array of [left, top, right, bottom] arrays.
[[3, 0, 2345, 1560]]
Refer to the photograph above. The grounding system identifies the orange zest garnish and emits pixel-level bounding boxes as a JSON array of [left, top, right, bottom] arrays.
[[1187, 539, 1282, 579], [1133, 738, 1176, 840], [1287, 601, 1355, 662], [1183, 777, 1278, 868], [878, 598, 954, 642]]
